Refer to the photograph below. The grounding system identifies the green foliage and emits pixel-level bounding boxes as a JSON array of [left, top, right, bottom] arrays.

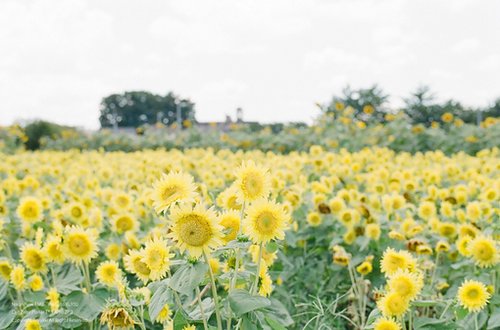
[[23, 120, 68, 150], [99, 91, 195, 128]]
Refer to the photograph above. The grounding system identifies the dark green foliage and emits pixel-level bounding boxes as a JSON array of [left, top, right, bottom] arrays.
[[98, 91, 195, 128], [23, 120, 66, 150]]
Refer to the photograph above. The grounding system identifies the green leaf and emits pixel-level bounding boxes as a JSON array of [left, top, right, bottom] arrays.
[[241, 315, 259, 330], [0, 310, 16, 330], [228, 289, 271, 317], [266, 242, 279, 254], [0, 281, 8, 301], [413, 300, 439, 307], [455, 306, 468, 320], [169, 263, 208, 295], [263, 298, 293, 327], [63, 289, 107, 322], [173, 310, 189, 330], [487, 309, 500, 330], [149, 280, 171, 321], [365, 308, 381, 327], [54, 264, 84, 294], [265, 316, 287, 330]]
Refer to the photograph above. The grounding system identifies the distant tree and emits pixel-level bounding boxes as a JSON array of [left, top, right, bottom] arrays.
[[326, 84, 390, 122], [23, 120, 67, 150], [99, 91, 195, 128]]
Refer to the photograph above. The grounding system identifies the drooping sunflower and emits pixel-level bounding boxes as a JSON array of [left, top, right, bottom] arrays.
[[243, 199, 288, 244], [124, 249, 151, 283], [380, 248, 417, 276], [373, 317, 401, 330], [152, 172, 197, 214], [100, 302, 136, 330], [16, 197, 43, 223], [468, 236, 498, 268], [96, 260, 122, 287], [235, 161, 270, 203], [62, 226, 98, 264], [168, 203, 223, 258], [219, 210, 241, 242], [387, 269, 423, 301], [457, 279, 490, 312], [141, 237, 173, 281], [377, 291, 410, 318]]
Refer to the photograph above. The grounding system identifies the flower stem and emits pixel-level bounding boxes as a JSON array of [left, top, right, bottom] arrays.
[[474, 313, 478, 330], [204, 251, 223, 330], [196, 286, 209, 330], [251, 242, 263, 295]]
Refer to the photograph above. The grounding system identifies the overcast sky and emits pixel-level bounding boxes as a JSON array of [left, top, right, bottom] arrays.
[[1, 0, 499, 129]]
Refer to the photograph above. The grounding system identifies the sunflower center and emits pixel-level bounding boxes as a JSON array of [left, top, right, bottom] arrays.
[[242, 173, 263, 197], [24, 205, 37, 218], [26, 251, 43, 269], [179, 215, 212, 247], [68, 234, 91, 255], [255, 211, 277, 234], [71, 207, 82, 218], [467, 288, 479, 299], [116, 217, 133, 232], [133, 258, 151, 275], [162, 185, 180, 202], [476, 242, 493, 260]]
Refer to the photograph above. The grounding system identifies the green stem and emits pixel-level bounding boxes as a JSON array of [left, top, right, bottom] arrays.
[[251, 242, 263, 295], [196, 286, 209, 330], [474, 313, 478, 330], [82, 262, 93, 330], [138, 305, 146, 330], [203, 251, 223, 330]]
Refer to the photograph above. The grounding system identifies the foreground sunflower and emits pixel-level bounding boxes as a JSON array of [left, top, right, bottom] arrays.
[[62, 226, 98, 264], [374, 317, 401, 330], [377, 291, 410, 318], [387, 269, 423, 301], [152, 171, 197, 213], [168, 203, 223, 258], [380, 248, 417, 276], [244, 199, 288, 243], [457, 279, 490, 312]]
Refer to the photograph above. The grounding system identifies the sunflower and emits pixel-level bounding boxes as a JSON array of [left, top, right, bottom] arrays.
[[243, 199, 288, 244], [111, 213, 138, 234], [44, 236, 65, 264], [47, 287, 60, 313], [387, 269, 423, 301], [168, 203, 223, 258], [152, 172, 197, 213], [235, 161, 270, 202], [380, 248, 417, 276], [468, 236, 498, 268], [100, 302, 136, 329], [374, 317, 401, 330], [156, 304, 172, 324], [25, 320, 42, 330], [10, 264, 26, 291], [307, 212, 322, 227], [217, 186, 242, 211], [124, 249, 151, 283], [0, 259, 12, 281], [96, 260, 122, 286], [29, 274, 44, 291], [62, 226, 98, 264], [377, 291, 410, 318], [16, 196, 43, 223], [457, 280, 490, 312], [219, 210, 241, 242], [20, 242, 46, 273], [456, 236, 472, 257], [141, 238, 173, 281]]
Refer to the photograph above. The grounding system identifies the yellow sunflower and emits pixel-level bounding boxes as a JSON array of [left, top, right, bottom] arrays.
[[0, 259, 13, 281], [243, 199, 288, 243], [111, 213, 138, 234], [387, 269, 423, 301], [377, 291, 410, 318], [62, 226, 98, 264], [457, 280, 490, 312], [235, 161, 270, 202], [96, 260, 122, 286], [124, 249, 151, 283], [10, 264, 26, 291], [21, 242, 47, 273], [468, 236, 498, 268], [152, 172, 197, 213], [16, 196, 43, 223], [219, 210, 241, 242], [168, 203, 223, 258], [141, 237, 173, 281], [374, 317, 401, 330], [380, 248, 417, 276]]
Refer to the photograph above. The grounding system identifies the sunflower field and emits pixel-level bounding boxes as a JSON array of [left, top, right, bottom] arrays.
[[0, 146, 499, 330]]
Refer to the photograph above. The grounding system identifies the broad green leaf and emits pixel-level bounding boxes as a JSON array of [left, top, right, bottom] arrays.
[[149, 280, 171, 321], [263, 298, 293, 327], [228, 289, 271, 317], [265, 316, 287, 330], [487, 309, 500, 330], [54, 264, 84, 294], [169, 263, 208, 295], [0, 310, 16, 330], [173, 310, 189, 330], [63, 289, 107, 322]]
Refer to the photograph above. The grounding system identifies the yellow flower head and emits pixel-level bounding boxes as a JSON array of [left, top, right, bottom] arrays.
[[62, 226, 98, 264], [168, 203, 223, 258], [96, 260, 122, 286], [124, 249, 151, 283], [468, 236, 498, 268], [47, 287, 60, 313], [244, 199, 288, 243], [374, 317, 401, 330], [235, 160, 270, 202], [0, 259, 12, 281], [380, 248, 416, 276], [152, 171, 197, 213], [219, 210, 241, 242], [25, 319, 42, 330], [111, 213, 138, 234], [29, 274, 44, 291], [457, 280, 490, 312], [10, 264, 26, 291], [377, 291, 410, 318], [387, 269, 423, 301], [141, 237, 174, 281], [16, 196, 43, 223], [21, 242, 47, 273]]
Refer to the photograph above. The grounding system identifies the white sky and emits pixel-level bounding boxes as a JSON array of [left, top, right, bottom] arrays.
[[1, 0, 499, 129]]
